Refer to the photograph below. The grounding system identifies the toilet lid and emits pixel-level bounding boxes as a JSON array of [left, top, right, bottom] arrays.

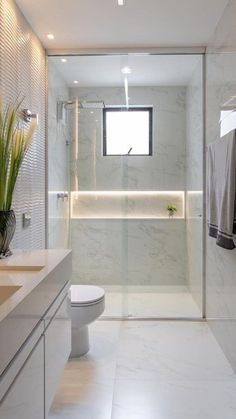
[[70, 285, 105, 305]]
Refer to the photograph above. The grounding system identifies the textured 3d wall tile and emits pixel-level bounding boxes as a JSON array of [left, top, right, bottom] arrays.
[[0, 0, 46, 249]]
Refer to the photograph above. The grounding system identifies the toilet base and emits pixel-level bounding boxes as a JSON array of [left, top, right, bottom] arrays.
[[70, 325, 89, 358]]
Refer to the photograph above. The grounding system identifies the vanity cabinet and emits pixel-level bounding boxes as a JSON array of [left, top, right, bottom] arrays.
[[0, 284, 71, 419], [44, 289, 71, 415], [0, 333, 44, 419]]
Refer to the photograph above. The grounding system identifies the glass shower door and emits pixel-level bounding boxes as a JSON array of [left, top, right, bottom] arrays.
[[47, 62, 71, 249], [70, 100, 128, 318], [124, 54, 204, 318]]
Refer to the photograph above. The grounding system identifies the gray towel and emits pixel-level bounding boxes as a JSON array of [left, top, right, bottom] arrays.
[[207, 130, 236, 250]]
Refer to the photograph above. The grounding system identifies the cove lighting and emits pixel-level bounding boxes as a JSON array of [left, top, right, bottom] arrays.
[[46, 33, 55, 40], [71, 190, 185, 220], [187, 190, 203, 194], [72, 191, 184, 195]]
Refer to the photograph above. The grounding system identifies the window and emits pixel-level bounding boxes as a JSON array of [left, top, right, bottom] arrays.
[[220, 110, 236, 137], [103, 107, 153, 156]]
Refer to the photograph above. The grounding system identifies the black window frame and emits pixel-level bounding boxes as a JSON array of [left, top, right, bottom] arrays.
[[103, 106, 153, 156]]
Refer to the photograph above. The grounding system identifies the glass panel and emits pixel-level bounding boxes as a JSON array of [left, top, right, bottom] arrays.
[[125, 55, 203, 318], [47, 62, 71, 249], [70, 97, 127, 318], [47, 54, 203, 319]]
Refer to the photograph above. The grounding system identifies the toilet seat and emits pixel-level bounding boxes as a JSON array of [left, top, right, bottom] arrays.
[[70, 285, 105, 307]]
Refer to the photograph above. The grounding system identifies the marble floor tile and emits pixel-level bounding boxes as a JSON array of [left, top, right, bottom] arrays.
[[49, 321, 121, 419], [49, 383, 112, 419], [111, 379, 236, 419], [102, 286, 201, 318], [49, 320, 236, 419], [115, 321, 235, 382]]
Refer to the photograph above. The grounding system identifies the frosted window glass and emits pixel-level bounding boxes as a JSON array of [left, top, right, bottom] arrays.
[[104, 108, 152, 155]]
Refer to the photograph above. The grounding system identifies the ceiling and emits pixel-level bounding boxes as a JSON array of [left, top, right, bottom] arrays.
[[49, 55, 201, 87], [15, 0, 228, 50]]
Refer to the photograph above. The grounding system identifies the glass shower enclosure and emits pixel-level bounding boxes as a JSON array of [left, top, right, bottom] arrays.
[[47, 52, 204, 319]]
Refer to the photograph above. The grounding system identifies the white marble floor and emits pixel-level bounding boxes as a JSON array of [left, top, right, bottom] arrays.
[[102, 286, 201, 318], [49, 320, 236, 419]]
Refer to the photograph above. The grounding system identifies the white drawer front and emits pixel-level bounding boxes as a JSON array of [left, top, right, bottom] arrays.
[[0, 337, 44, 419], [45, 296, 71, 415]]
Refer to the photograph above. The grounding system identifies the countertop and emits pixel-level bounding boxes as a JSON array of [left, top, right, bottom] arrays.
[[0, 249, 71, 323]]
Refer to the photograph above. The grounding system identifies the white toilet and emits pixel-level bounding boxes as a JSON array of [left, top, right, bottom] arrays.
[[70, 285, 105, 357]]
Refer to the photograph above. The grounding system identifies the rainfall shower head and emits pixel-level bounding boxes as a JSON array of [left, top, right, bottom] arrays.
[[57, 100, 76, 120], [64, 100, 76, 110], [57, 99, 106, 116], [79, 101, 105, 109]]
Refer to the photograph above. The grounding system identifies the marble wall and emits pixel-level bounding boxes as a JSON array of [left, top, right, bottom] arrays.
[[0, 0, 46, 249], [206, 0, 236, 372], [47, 61, 70, 249], [186, 58, 203, 310], [70, 86, 187, 191], [69, 86, 188, 286], [71, 219, 187, 286]]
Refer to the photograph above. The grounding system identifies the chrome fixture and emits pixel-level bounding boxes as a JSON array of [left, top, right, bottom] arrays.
[[22, 213, 31, 228], [57, 100, 105, 111], [80, 101, 105, 109], [57, 192, 69, 201], [22, 109, 38, 123]]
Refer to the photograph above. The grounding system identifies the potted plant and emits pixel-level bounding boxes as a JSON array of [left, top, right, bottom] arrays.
[[167, 204, 177, 218], [0, 99, 36, 258]]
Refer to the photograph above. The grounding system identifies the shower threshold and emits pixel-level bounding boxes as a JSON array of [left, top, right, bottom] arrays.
[[101, 285, 202, 319]]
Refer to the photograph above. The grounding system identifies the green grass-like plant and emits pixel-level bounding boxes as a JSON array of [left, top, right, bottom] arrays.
[[0, 98, 36, 211], [167, 204, 177, 213]]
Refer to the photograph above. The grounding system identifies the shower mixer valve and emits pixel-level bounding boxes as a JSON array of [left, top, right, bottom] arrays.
[[22, 108, 38, 123], [57, 192, 69, 201]]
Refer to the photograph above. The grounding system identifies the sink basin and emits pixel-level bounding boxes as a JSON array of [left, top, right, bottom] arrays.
[[0, 265, 44, 272], [0, 285, 22, 305]]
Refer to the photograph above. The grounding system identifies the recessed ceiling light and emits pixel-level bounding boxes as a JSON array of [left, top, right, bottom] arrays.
[[73, 80, 79, 84], [121, 66, 132, 75], [61, 58, 67, 63], [118, 0, 124, 5], [46, 33, 55, 40]]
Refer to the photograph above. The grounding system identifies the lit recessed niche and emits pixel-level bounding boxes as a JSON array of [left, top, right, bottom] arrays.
[[71, 191, 185, 219]]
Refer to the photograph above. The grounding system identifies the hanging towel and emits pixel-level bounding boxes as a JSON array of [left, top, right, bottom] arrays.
[[207, 130, 236, 250]]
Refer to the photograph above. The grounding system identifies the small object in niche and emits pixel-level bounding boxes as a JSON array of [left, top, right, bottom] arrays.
[[167, 204, 177, 218]]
